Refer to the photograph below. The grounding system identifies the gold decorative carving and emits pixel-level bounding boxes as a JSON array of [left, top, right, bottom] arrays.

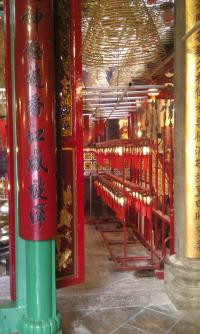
[[56, 245, 72, 272], [64, 185, 73, 206], [56, 186, 73, 271], [56, 0, 72, 136]]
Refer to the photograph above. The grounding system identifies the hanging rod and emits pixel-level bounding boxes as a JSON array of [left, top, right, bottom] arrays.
[[83, 85, 165, 91], [182, 21, 200, 41]]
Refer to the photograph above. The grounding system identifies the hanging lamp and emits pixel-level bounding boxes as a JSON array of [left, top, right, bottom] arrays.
[[147, 0, 157, 4], [160, 2, 174, 24]]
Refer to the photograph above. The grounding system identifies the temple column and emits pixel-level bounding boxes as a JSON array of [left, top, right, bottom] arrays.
[[0, 1, 62, 333], [165, 0, 200, 308], [14, 1, 61, 333]]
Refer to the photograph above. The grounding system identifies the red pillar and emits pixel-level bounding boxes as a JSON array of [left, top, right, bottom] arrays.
[[128, 116, 132, 139], [5, 0, 16, 300], [15, 1, 57, 240], [83, 115, 90, 143], [129, 113, 137, 138], [55, 0, 84, 287]]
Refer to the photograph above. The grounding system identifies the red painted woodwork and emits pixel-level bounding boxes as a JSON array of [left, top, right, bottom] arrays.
[[83, 115, 89, 132], [91, 119, 106, 142], [83, 115, 90, 143], [128, 113, 137, 138], [15, 2, 57, 240], [0, 120, 7, 146], [97, 119, 105, 138], [157, 91, 174, 100], [5, 0, 16, 301], [57, 0, 84, 288]]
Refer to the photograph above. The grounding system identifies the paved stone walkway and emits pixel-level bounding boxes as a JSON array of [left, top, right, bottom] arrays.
[[1, 225, 200, 333], [57, 225, 200, 334]]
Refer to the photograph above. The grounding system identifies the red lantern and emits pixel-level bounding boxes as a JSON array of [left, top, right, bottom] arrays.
[[83, 115, 89, 131], [163, 9, 173, 24], [84, 131, 90, 143], [143, 156, 149, 172], [128, 115, 137, 139], [91, 126, 96, 142], [141, 202, 147, 217], [98, 119, 105, 137], [0, 119, 7, 147], [94, 119, 105, 139], [147, 0, 157, 4], [161, 2, 174, 24], [83, 115, 90, 143], [94, 121, 99, 139]]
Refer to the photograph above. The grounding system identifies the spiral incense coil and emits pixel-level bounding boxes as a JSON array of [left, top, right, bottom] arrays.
[[82, 0, 165, 68], [148, 0, 174, 46]]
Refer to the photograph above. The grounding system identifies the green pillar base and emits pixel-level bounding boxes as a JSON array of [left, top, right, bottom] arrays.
[[0, 304, 26, 334], [19, 311, 62, 334]]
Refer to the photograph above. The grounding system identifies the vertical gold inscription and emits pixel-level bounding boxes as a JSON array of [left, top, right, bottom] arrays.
[[185, 0, 200, 257]]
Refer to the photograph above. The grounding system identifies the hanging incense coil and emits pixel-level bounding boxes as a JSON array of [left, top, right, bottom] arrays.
[[148, 0, 174, 47], [110, 63, 146, 86], [82, 0, 165, 68]]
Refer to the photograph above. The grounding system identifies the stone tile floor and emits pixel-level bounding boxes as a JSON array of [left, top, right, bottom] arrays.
[[1, 224, 200, 333], [57, 225, 200, 334]]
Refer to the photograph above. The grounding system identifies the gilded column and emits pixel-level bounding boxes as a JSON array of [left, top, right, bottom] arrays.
[[165, 0, 200, 309], [185, 0, 200, 258]]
